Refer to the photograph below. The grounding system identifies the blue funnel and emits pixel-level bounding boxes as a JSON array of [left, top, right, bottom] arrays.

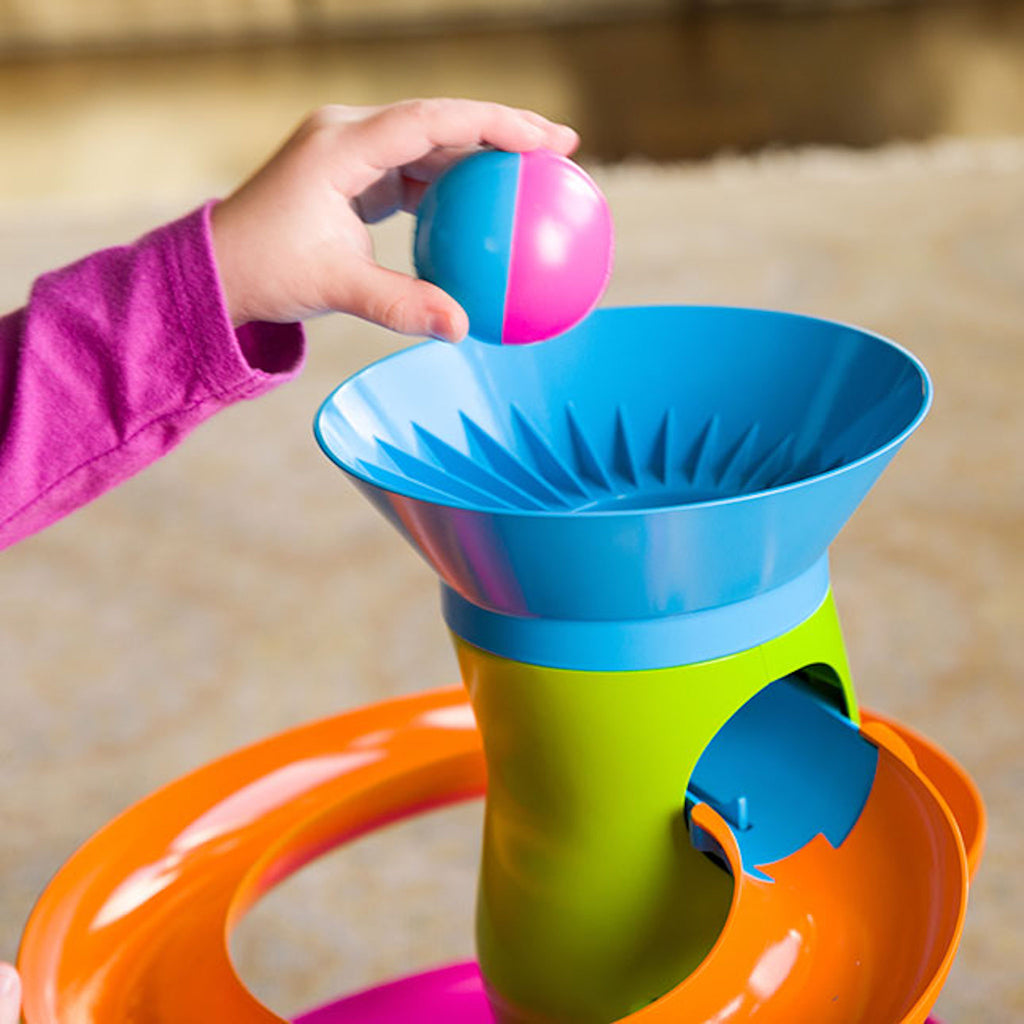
[[316, 306, 930, 668]]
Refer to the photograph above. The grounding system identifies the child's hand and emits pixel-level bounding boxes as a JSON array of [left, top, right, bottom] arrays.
[[0, 963, 20, 1024], [211, 99, 579, 341]]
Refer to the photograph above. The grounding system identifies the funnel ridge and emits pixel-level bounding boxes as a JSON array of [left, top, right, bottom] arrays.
[[685, 414, 718, 485], [745, 431, 795, 492], [357, 403, 863, 514], [373, 436, 517, 509], [508, 403, 590, 500], [316, 306, 931, 625], [410, 424, 548, 510], [648, 408, 672, 482], [568, 402, 619, 491], [613, 407, 639, 485], [460, 412, 573, 508]]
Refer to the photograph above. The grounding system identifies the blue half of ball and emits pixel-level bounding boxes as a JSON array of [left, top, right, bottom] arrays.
[[413, 150, 519, 343]]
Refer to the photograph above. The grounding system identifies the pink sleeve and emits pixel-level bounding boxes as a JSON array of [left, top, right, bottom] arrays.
[[0, 202, 306, 550]]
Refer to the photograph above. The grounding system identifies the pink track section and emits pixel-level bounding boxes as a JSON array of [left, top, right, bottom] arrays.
[[502, 150, 614, 344], [293, 962, 492, 1023], [293, 962, 947, 1024]]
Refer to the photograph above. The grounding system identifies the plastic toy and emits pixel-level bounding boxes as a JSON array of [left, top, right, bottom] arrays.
[[314, 306, 984, 1022], [19, 305, 984, 1024], [413, 149, 613, 344], [17, 688, 976, 1024]]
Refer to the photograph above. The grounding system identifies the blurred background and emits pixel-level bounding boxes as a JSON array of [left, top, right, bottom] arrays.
[[1, 0, 1024, 209], [2, 2, 1022, 1023]]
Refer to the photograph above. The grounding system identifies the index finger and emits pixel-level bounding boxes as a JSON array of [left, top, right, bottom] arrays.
[[345, 99, 578, 193]]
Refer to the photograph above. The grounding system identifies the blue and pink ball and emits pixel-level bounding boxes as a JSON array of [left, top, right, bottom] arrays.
[[414, 149, 614, 345]]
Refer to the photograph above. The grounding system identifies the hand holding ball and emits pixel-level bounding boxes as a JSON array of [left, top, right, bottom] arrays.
[[414, 149, 614, 345]]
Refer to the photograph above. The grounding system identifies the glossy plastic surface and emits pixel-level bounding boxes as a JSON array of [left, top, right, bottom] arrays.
[[457, 592, 855, 1021], [413, 150, 613, 345], [298, 967, 946, 1024], [315, 307, 932, 630], [19, 689, 487, 1024], [19, 687, 982, 1024], [502, 149, 614, 344], [294, 962, 490, 1023], [630, 739, 967, 1024], [440, 555, 831, 670], [413, 149, 518, 344], [686, 674, 878, 882]]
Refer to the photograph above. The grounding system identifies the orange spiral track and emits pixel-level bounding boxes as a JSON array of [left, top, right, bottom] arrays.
[[18, 687, 984, 1024]]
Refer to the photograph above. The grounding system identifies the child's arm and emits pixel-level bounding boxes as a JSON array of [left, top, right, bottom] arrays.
[[0, 100, 577, 550], [0, 202, 304, 549]]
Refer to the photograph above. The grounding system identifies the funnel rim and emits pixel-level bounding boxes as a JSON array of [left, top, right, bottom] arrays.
[[314, 305, 933, 520]]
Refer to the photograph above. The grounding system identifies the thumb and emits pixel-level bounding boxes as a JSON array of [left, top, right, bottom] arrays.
[[332, 260, 469, 342], [0, 963, 21, 1024]]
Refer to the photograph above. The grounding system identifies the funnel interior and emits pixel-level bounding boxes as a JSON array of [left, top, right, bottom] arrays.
[[317, 306, 929, 516]]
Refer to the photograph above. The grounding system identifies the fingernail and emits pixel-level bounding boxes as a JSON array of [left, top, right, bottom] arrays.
[[557, 124, 580, 148], [429, 312, 457, 343]]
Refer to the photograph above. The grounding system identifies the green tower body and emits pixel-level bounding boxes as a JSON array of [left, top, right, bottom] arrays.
[[457, 592, 856, 1022]]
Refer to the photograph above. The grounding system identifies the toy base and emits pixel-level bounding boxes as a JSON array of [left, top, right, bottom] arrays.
[[293, 962, 945, 1024]]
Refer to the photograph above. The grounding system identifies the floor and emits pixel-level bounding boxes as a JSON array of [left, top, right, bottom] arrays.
[[1, 7, 1022, 1023]]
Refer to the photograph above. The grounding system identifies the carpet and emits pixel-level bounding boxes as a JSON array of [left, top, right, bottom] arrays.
[[1, 138, 1021, 1021]]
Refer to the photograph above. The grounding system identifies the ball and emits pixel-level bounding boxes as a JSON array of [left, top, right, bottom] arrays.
[[414, 149, 614, 345]]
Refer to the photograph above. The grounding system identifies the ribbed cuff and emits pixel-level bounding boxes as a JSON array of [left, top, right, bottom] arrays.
[[161, 200, 306, 401]]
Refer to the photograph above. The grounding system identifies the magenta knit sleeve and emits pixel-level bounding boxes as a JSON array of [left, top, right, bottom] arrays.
[[0, 203, 306, 550]]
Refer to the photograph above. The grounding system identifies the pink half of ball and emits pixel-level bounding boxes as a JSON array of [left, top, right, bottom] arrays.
[[502, 150, 614, 345]]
